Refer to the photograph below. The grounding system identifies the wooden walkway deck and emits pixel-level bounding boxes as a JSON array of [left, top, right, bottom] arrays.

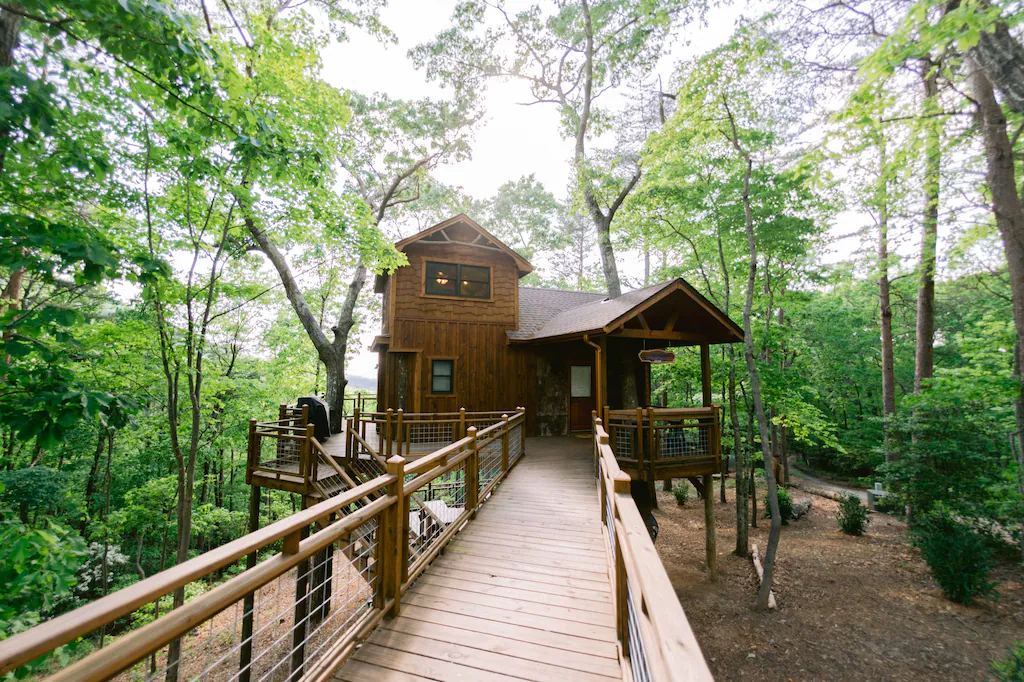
[[333, 436, 621, 682]]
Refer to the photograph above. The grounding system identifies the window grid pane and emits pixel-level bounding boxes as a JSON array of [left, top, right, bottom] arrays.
[[425, 261, 457, 296], [431, 360, 454, 394], [423, 261, 489, 299]]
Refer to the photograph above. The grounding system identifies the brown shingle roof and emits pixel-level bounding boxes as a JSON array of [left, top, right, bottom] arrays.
[[509, 278, 744, 344], [508, 287, 608, 340]]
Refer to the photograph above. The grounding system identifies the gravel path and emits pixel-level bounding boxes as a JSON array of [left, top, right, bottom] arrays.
[[788, 468, 868, 502]]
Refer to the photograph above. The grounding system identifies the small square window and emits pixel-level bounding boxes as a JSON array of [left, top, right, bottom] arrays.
[[431, 359, 454, 394]]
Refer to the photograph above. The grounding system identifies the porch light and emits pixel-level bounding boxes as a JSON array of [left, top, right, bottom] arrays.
[[436, 271, 448, 285]]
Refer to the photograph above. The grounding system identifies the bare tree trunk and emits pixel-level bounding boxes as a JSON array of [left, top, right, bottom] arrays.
[[781, 425, 790, 482], [914, 64, 940, 395], [593, 213, 622, 297], [643, 232, 650, 286], [730, 348, 747, 555], [0, 3, 23, 178], [1014, 342, 1024, 563], [878, 144, 897, 449], [969, 56, 1024, 517], [735, 148, 781, 610], [80, 425, 106, 533]]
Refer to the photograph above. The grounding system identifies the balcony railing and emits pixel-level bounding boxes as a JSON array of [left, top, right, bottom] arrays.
[[601, 406, 722, 479]]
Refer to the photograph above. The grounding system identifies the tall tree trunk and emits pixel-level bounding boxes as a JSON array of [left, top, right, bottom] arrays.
[[1014, 342, 1024, 562], [737, 154, 781, 610], [877, 144, 897, 450], [0, 3, 23, 178], [80, 425, 107, 533], [969, 56, 1024, 492], [741, 383, 757, 528], [593, 213, 622, 297], [643, 232, 651, 286], [730, 348, 747, 555], [915, 64, 940, 395]]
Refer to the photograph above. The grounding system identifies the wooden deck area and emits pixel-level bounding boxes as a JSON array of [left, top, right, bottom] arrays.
[[333, 436, 620, 682]]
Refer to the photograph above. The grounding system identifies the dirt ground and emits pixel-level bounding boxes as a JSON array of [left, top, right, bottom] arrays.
[[654, 483, 1024, 682]]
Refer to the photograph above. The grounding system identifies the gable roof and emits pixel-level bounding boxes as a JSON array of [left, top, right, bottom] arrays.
[[507, 287, 608, 341], [394, 214, 534, 275], [509, 278, 743, 345]]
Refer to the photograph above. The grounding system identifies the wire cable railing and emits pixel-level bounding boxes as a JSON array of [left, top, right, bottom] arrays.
[[0, 410, 527, 682], [594, 417, 715, 682]]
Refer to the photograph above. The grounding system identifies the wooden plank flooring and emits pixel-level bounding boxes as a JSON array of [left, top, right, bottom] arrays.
[[333, 436, 620, 682]]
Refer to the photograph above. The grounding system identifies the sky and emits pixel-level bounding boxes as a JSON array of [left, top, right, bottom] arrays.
[[321, 2, 749, 379]]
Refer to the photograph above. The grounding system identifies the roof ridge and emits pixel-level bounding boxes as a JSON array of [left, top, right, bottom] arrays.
[[518, 285, 607, 295]]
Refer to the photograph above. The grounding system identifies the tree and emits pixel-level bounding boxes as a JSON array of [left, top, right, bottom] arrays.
[[647, 26, 823, 604], [485, 174, 562, 264], [248, 87, 475, 431], [412, 0, 692, 297]]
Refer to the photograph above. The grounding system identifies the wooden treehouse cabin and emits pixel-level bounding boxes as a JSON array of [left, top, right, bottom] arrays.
[[0, 214, 739, 682], [372, 214, 742, 483]]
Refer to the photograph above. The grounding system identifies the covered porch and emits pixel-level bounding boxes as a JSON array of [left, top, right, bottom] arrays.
[[511, 278, 742, 477]]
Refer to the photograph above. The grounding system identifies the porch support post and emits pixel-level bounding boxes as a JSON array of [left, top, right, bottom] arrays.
[[700, 343, 712, 407], [597, 336, 608, 412]]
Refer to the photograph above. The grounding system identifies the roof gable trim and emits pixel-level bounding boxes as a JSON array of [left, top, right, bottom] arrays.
[[394, 214, 534, 274]]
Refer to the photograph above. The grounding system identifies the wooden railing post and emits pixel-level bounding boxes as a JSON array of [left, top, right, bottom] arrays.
[[345, 417, 354, 468], [354, 404, 362, 442], [595, 419, 608, 519], [304, 423, 316, 486], [239, 484, 261, 682], [384, 456, 405, 618], [466, 426, 479, 519], [246, 419, 258, 485], [459, 407, 466, 440], [396, 409, 404, 458], [517, 406, 526, 457], [385, 408, 393, 457], [612, 472, 631, 649], [501, 414, 509, 474], [286, 498, 309, 678], [635, 406, 644, 472], [603, 406, 610, 456]]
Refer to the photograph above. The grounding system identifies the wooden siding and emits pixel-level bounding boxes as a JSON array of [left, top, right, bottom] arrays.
[[378, 236, 533, 424], [381, 320, 531, 417], [392, 242, 519, 326]]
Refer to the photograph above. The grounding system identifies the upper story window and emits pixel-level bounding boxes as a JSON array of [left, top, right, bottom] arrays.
[[424, 261, 490, 299]]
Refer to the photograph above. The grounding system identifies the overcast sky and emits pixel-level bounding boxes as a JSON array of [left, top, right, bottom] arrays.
[[322, 2, 751, 379]]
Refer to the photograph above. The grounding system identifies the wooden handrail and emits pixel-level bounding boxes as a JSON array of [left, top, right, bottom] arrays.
[[43, 495, 394, 682], [404, 436, 472, 476], [0, 472, 396, 676], [592, 420, 714, 682], [403, 445, 474, 496], [350, 430, 385, 467], [606, 406, 718, 419], [11, 406, 530, 681]]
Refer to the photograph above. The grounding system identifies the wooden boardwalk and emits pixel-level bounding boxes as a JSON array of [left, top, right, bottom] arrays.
[[333, 436, 621, 682]]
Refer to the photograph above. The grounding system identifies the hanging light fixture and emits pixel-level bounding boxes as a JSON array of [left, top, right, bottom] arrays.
[[435, 270, 448, 285]]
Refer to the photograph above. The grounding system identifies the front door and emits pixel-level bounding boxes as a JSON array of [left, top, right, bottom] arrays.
[[569, 364, 596, 432]]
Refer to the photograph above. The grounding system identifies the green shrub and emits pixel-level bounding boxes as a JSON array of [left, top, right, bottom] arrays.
[[912, 509, 997, 605], [836, 495, 869, 536], [873, 492, 904, 516], [764, 486, 793, 524], [991, 642, 1024, 681], [672, 482, 690, 506]]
